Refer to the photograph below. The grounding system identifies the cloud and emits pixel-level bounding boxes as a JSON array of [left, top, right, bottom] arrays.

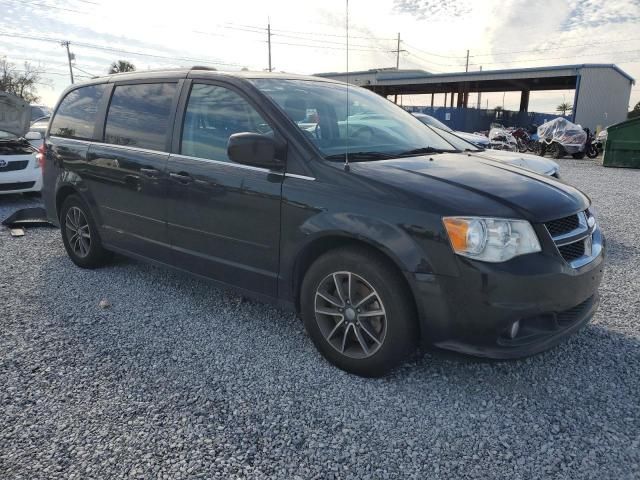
[[563, 0, 640, 30], [392, 0, 473, 19]]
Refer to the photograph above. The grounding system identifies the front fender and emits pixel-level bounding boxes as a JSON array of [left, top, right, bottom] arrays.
[[296, 211, 433, 275]]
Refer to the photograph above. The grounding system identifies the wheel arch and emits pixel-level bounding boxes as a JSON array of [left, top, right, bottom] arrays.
[[290, 234, 421, 338], [55, 184, 80, 219]]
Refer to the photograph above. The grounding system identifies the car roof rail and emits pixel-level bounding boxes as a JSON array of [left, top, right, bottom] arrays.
[[191, 65, 217, 71]]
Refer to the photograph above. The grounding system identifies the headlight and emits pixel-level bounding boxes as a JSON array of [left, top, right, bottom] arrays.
[[442, 217, 541, 262]]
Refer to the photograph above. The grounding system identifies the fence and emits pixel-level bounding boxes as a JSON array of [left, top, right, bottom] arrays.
[[404, 106, 566, 133]]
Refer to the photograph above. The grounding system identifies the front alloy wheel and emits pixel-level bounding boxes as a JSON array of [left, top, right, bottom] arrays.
[[301, 247, 417, 377], [315, 271, 387, 359]]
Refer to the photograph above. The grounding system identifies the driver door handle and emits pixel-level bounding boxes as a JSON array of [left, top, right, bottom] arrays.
[[140, 168, 160, 178]]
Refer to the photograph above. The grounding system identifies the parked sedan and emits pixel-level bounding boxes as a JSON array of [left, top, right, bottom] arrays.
[[426, 123, 560, 177], [0, 93, 43, 194], [412, 112, 491, 148]]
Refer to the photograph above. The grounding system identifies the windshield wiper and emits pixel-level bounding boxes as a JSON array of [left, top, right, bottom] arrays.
[[324, 151, 396, 161], [396, 147, 461, 157]]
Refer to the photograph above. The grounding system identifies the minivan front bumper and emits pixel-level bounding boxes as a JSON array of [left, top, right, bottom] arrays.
[[407, 230, 605, 359]]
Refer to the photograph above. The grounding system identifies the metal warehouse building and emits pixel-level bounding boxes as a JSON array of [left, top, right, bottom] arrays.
[[317, 64, 635, 130]]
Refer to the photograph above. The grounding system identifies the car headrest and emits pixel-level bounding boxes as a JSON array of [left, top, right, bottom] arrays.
[[283, 97, 307, 122]]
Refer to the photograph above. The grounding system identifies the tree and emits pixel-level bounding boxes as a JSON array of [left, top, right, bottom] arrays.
[[0, 58, 44, 103], [108, 60, 136, 74], [629, 101, 640, 119], [556, 102, 573, 116]]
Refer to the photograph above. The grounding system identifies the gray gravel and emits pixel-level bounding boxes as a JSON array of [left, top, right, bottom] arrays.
[[1, 160, 639, 479]]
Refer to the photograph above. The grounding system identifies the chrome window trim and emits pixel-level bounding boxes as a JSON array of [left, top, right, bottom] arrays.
[[170, 153, 281, 174], [284, 173, 316, 181], [49, 136, 316, 180]]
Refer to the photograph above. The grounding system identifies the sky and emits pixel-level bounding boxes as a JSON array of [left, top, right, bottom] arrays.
[[1, 0, 639, 114]]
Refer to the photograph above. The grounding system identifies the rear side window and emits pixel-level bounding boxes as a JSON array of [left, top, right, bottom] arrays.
[[104, 83, 177, 151], [50, 84, 107, 140], [180, 83, 273, 162]]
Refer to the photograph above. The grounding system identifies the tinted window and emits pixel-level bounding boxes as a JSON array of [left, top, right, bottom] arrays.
[[181, 83, 272, 162], [50, 84, 107, 139], [105, 83, 177, 151]]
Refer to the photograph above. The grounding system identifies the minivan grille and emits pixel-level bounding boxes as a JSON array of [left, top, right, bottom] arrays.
[[557, 295, 595, 326], [558, 241, 585, 263], [0, 160, 29, 172], [545, 214, 580, 237]]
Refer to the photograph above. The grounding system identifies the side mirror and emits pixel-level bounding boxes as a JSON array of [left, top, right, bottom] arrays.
[[227, 132, 283, 168], [25, 131, 42, 140]]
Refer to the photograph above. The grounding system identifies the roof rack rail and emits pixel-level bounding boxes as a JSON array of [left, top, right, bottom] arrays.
[[191, 65, 217, 71]]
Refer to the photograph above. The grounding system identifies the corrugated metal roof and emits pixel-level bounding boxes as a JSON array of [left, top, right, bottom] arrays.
[[317, 64, 635, 85]]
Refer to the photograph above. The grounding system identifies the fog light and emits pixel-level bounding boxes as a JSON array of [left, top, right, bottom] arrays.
[[508, 320, 520, 339]]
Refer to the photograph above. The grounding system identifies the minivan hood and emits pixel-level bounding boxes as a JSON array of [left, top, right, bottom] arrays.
[[0, 92, 30, 137], [471, 149, 559, 176], [349, 154, 588, 222]]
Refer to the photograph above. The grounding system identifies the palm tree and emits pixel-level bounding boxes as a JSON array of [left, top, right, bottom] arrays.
[[108, 60, 136, 74], [556, 102, 573, 116]]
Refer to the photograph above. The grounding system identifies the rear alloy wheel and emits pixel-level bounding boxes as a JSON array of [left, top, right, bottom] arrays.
[[60, 194, 112, 268], [65, 206, 92, 258], [301, 247, 417, 377]]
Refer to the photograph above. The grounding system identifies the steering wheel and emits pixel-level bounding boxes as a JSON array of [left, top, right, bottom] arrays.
[[349, 126, 374, 141]]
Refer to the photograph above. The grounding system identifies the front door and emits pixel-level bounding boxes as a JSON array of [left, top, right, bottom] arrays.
[[166, 82, 283, 297]]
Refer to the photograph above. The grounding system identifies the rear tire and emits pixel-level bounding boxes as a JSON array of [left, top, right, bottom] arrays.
[[60, 194, 112, 268], [300, 247, 418, 377]]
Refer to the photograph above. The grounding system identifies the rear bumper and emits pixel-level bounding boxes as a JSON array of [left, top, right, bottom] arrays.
[[407, 234, 605, 359]]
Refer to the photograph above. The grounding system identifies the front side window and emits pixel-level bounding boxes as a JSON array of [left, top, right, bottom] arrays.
[[252, 79, 457, 160], [50, 84, 107, 139], [104, 83, 177, 151], [181, 83, 273, 162]]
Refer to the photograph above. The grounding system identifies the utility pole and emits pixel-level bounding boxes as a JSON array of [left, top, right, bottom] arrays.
[[61, 41, 74, 84], [477, 65, 482, 109], [267, 19, 272, 73], [393, 32, 406, 70], [465, 49, 469, 73]]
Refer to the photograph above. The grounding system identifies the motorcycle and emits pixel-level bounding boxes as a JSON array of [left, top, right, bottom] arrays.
[[537, 118, 588, 159], [510, 127, 531, 153]]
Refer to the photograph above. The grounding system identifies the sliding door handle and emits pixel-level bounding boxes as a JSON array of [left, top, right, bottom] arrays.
[[169, 171, 193, 184]]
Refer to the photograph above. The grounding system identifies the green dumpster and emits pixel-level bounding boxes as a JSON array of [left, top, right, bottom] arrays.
[[603, 116, 640, 168]]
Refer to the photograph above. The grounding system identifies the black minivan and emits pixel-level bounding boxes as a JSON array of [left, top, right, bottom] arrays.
[[42, 68, 604, 376]]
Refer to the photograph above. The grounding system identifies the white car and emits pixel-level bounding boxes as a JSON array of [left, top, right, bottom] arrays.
[[0, 92, 43, 194], [412, 112, 491, 148], [426, 123, 560, 177]]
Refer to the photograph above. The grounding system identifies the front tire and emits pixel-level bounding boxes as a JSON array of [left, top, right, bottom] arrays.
[[300, 247, 418, 377], [60, 194, 112, 268]]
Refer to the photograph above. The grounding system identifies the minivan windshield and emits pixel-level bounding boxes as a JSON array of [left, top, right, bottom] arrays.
[[251, 79, 459, 160]]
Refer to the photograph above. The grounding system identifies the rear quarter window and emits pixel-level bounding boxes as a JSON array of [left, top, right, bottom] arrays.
[[50, 84, 107, 140]]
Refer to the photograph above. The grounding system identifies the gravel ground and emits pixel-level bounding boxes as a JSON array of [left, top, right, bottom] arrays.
[[1, 160, 639, 480]]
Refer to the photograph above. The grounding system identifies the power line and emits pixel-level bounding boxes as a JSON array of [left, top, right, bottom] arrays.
[[469, 35, 640, 58], [0, 31, 246, 68]]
